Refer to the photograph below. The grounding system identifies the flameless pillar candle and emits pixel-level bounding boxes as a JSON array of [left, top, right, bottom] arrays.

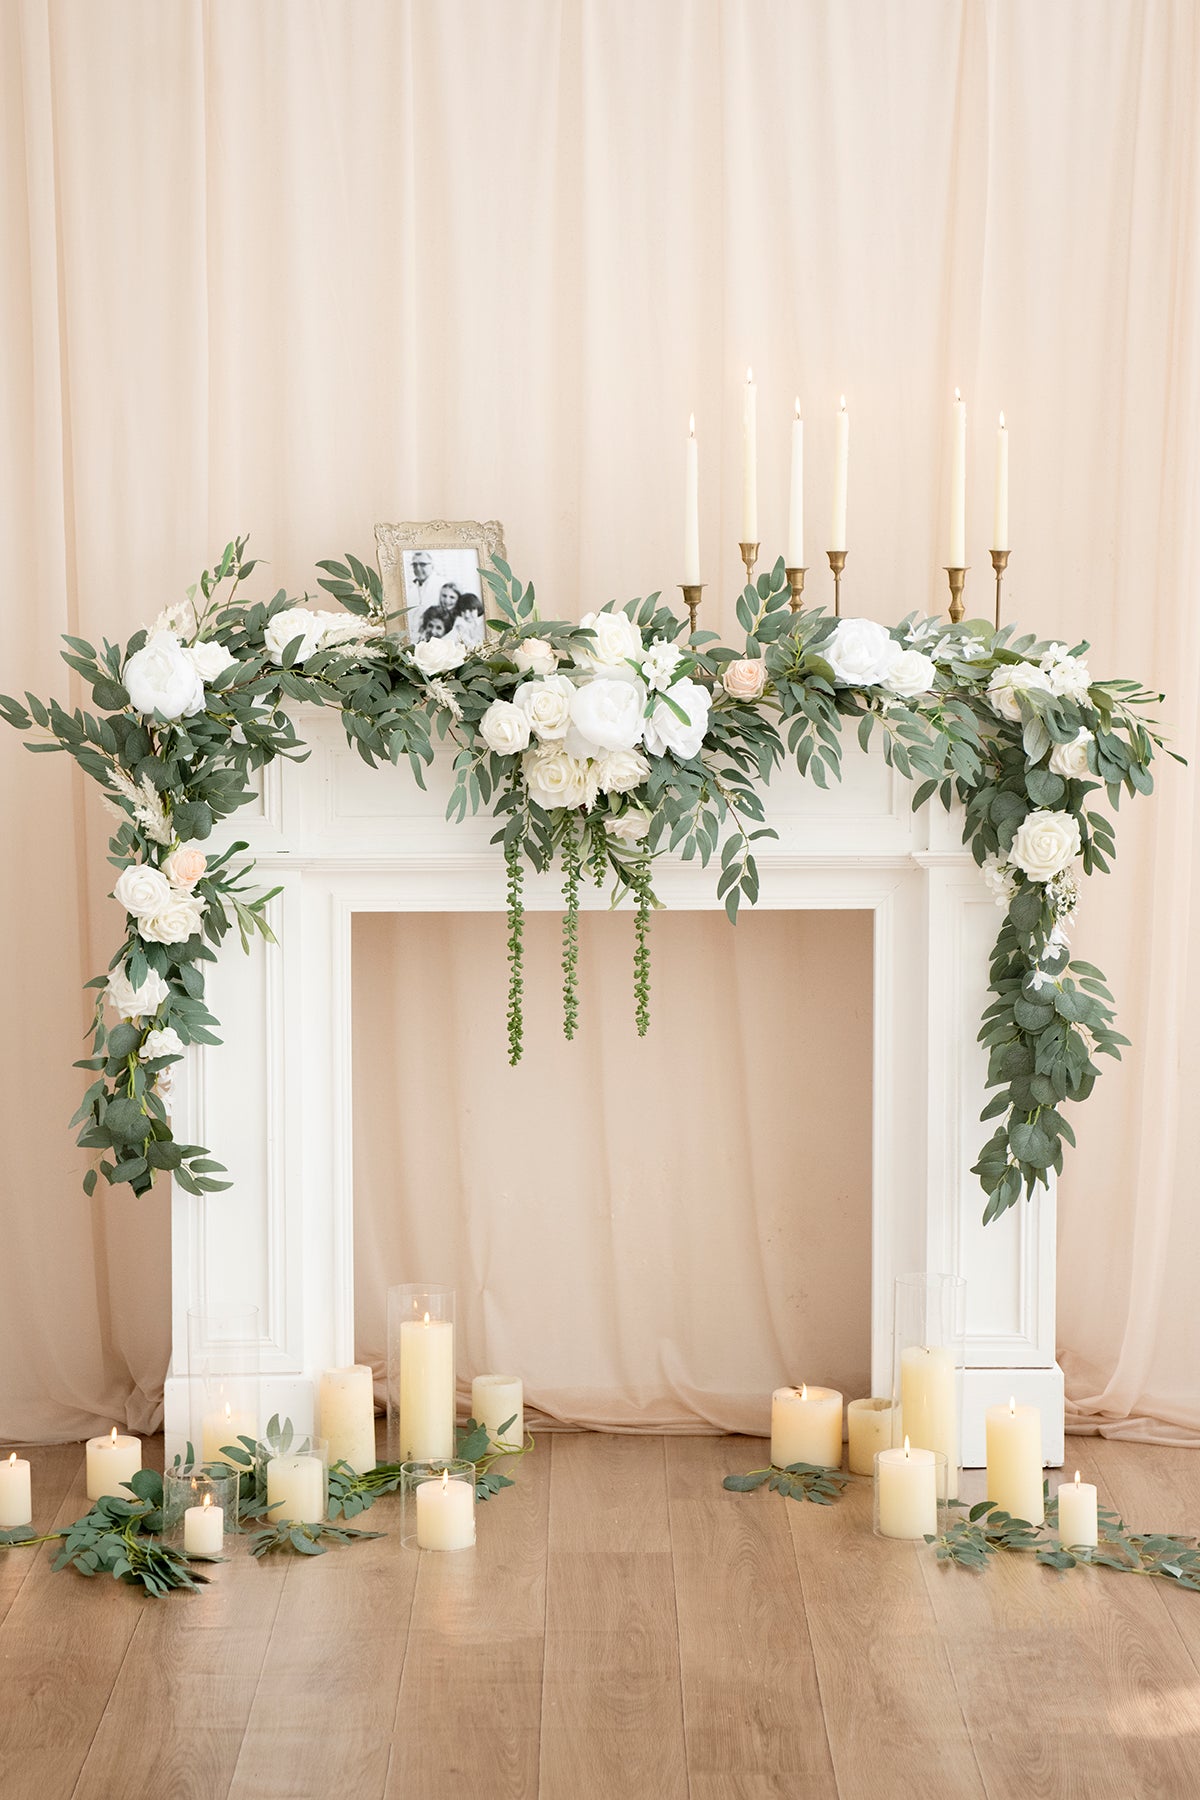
[[684, 415, 700, 585], [1057, 1470, 1099, 1548], [398, 1311, 455, 1461], [415, 1467, 476, 1550], [876, 1438, 938, 1540], [847, 1398, 900, 1477], [985, 1397, 1044, 1524], [899, 1345, 958, 1499], [0, 1452, 32, 1528], [266, 1451, 326, 1525], [787, 400, 804, 567], [993, 412, 1009, 551], [201, 1401, 258, 1466], [830, 397, 849, 552], [184, 1492, 224, 1555], [949, 387, 967, 565], [86, 1427, 142, 1501], [742, 369, 758, 542], [770, 1384, 843, 1469], [471, 1375, 524, 1450], [319, 1364, 377, 1474]]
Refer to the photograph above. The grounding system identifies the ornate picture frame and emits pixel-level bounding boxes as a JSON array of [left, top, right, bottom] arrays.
[[374, 518, 506, 646]]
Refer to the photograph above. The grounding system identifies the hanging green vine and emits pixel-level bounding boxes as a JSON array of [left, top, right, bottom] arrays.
[[505, 843, 525, 1067], [631, 858, 653, 1037], [561, 839, 582, 1041]]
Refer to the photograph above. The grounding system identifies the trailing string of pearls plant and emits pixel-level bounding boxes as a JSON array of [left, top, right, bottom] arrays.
[[0, 535, 1176, 1224]]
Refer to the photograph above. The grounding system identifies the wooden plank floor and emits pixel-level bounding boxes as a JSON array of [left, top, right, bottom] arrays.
[[1, 1433, 1198, 1799]]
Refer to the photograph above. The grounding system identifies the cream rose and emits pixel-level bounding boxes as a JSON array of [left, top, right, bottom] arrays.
[[139, 1026, 185, 1063], [479, 699, 533, 757], [642, 677, 710, 761], [606, 811, 651, 845], [722, 658, 767, 700], [986, 661, 1052, 722], [186, 639, 234, 683], [138, 894, 206, 945], [124, 631, 206, 720], [105, 965, 169, 1021], [512, 637, 558, 677], [113, 864, 174, 918], [568, 676, 646, 753], [593, 747, 650, 794], [522, 745, 589, 811], [163, 845, 207, 889], [640, 639, 684, 693], [264, 608, 325, 666], [882, 649, 936, 699], [513, 674, 574, 742], [1009, 809, 1082, 883], [823, 618, 903, 688], [1048, 729, 1093, 780], [575, 609, 643, 670], [412, 635, 468, 676]]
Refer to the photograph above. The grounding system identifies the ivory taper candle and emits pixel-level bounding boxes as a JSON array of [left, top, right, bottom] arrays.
[[787, 399, 804, 567], [992, 411, 1009, 551], [684, 414, 700, 585], [830, 396, 849, 552], [742, 369, 758, 542], [949, 386, 967, 565]]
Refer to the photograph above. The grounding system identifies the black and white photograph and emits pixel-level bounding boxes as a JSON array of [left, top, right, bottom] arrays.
[[401, 547, 486, 645]]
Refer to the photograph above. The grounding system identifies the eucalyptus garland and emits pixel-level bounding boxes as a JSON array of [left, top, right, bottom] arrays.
[[0, 538, 1176, 1223]]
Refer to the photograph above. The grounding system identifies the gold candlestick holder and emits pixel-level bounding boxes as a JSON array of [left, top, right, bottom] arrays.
[[944, 566, 968, 624], [784, 566, 808, 613], [738, 541, 760, 592], [679, 583, 705, 637], [989, 549, 1010, 630], [827, 549, 847, 616]]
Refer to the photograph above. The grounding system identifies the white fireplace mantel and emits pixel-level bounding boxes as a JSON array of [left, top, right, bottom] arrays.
[[168, 709, 1064, 1466]]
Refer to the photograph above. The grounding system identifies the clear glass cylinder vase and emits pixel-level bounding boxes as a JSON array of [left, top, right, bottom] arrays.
[[891, 1272, 966, 1501], [185, 1303, 262, 1469], [873, 1447, 951, 1540], [400, 1459, 476, 1550], [162, 1464, 241, 1552], [387, 1285, 456, 1463]]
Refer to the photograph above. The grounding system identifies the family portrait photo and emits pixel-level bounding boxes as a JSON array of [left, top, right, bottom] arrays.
[[401, 547, 486, 645]]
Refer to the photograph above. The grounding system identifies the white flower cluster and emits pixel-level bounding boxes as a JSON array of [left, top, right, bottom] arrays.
[[986, 643, 1094, 723], [264, 607, 385, 667], [112, 844, 208, 946], [822, 618, 936, 698]]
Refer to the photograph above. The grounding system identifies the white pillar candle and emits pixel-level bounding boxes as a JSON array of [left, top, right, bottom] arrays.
[[985, 1398, 1044, 1525], [471, 1375, 524, 1450], [876, 1438, 938, 1540], [829, 397, 849, 552], [86, 1428, 142, 1501], [949, 386, 967, 565], [899, 1344, 958, 1499], [266, 1452, 326, 1526], [786, 400, 804, 567], [770, 1384, 843, 1470], [319, 1364, 377, 1474], [201, 1402, 258, 1466], [398, 1313, 455, 1462], [0, 1452, 32, 1528], [741, 368, 758, 542], [992, 411, 1009, 551], [1057, 1470, 1098, 1548], [415, 1468, 475, 1550], [684, 414, 700, 585], [846, 1398, 900, 1477], [183, 1493, 224, 1555]]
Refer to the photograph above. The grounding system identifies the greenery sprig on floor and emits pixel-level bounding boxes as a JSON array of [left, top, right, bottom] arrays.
[[930, 1488, 1200, 1590], [723, 1462, 852, 1505]]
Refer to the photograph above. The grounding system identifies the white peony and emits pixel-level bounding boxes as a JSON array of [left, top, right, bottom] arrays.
[[882, 649, 936, 699], [139, 1026, 185, 1063], [1009, 809, 1082, 883], [980, 854, 1018, 909], [640, 639, 684, 693], [113, 864, 174, 918], [1048, 728, 1093, 780], [1041, 645, 1093, 702], [568, 676, 646, 753], [986, 661, 1053, 722], [593, 747, 650, 794], [823, 618, 903, 688], [264, 608, 326, 666], [478, 699, 533, 757], [412, 635, 468, 676], [138, 894, 206, 945], [642, 677, 710, 761], [512, 637, 559, 677], [105, 965, 169, 1021], [522, 745, 590, 811], [606, 811, 651, 845], [513, 675, 575, 742], [575, 609, 644, 671], [124, 631, 206, 720], [186, 639, 235, 683]]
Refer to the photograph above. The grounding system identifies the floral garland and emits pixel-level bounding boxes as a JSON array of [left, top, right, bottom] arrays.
[[0, 539, 1175, 1223]]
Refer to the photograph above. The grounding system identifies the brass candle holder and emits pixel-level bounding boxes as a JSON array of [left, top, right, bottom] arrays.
[[827, 549, 847, 616], [679, 583, 705, 637], [989, 549, 1010, 629], [944, 566, 968, 624], [784, 566, 808, 613], [738, 541, 760, 592]]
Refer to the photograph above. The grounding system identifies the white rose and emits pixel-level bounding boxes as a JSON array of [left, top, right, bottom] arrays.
[[823, 618, 903, 688], [642, 677, 711, 761], [593, 747, 650, 794], [1048, 729, 1093, 780], [412, 636, 468, 676], [315, 610, 382, 648], [987, 661, 1052, 722], [568, 676, 646, 753], [606, 811, 651, 845], [105, 965, 169, 1021], [264, 608, 326, 666], [139, 1026, 185, 1063], [512, 637, 559, 677], [478, 699, 532, 757], [113, 864, 174, 918], [722, 658, 767, 700], [980, 854, 1018, 909], [640, 639, 684, 693], [575, 609, 644, 671], [882, 649, 936, 699], [138, 894, 207, 945], [1042, 646, 1092, 701], [185, 639, 234, 683], [522, 745, 590, 811], [124, 631, 206, 720], [1009, 809, 1082, 883], [513, 674, 575, 742], [162, 845, 207, 889]]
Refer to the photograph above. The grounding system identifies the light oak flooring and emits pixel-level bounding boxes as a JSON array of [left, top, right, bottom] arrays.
[[1, 1433, 1198, 1799]]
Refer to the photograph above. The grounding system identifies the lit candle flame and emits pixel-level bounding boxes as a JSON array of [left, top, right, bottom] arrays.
[[954, 385, 962, 401], [110, 1426, 118, 1445], [440, 1467, 449, 1492], [224, 1402, 232, 1420], [423, 1311, 430, 1326], [799, 1383, 808, 1401], [839, 394, 846, 411], [746, 366, 754, 384], [999, 410, 1006, 428], [203, 1492, 213, 1510], [794, 396, 802, 419], [688, 412, 695, 437], [903, 1435, 911, 1458], [7, 1452, 14, 1467], [1074, 1470, 1081, 1488], [1009, 1397, 1016, 1415]]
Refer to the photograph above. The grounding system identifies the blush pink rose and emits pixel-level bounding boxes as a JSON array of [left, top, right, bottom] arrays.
[[164, 845, 207, 889], [722, 658, 767, 700]]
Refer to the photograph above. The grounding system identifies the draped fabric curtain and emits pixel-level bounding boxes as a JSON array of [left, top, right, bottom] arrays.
[[2, 0, 1197, 1442]]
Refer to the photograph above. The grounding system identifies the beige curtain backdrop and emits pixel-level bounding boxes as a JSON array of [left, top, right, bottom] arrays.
[[1, 0, 1197, 1444]]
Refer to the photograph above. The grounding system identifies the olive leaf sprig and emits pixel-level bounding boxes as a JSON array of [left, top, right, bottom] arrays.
[[325, 1414, 534, 1519], [55, 1471, 213, 1596], [723, 1462, 852, 1505], [243, 1517, 384, 1558], [929, 1489, 1200, 1591]]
